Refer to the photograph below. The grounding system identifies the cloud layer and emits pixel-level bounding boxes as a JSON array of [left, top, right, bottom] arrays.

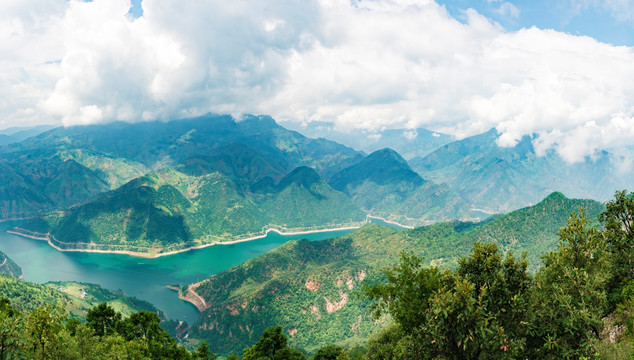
[[2, 0, 634, 162]]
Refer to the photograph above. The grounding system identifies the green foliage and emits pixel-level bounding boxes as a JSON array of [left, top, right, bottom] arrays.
[[600, 190, 634, 305], [1, 114, 363, 221], [528, 210, 609, 358], [329, 148, 468, 224], [22, 164, 365, 253], [190, 193, 603, 355], [0, 298, 197, 360], [359, 196, 634, 360], [313, 344, 345, 360], [426, 244, 531, 359], [0, 252, 21, 279], [362, 252, 441, 333], [242, 326, 306, 360], [87, 302, 121, 336]]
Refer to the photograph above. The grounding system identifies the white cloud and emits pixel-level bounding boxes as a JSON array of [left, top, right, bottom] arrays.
[[1, 0, 634, 163], [495, 2, 520, 18]]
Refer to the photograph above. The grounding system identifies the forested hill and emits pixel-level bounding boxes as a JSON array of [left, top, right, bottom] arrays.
[[329, 148, 470, 224], [188, 192, 603, 354], [0, 114, 364, 220], [19, 165, 366, 254], [409, 128, 634, 213], [0, 250, 21, 279]]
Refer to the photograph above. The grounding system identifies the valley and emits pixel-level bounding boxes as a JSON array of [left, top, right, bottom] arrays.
[[0, 115, 631, 358], [0, 221, 357, 322]]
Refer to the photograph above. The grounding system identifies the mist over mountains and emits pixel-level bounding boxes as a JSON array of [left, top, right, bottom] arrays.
[[2, 114, 632, 242]]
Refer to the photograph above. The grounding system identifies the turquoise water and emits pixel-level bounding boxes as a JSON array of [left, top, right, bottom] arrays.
[[0, 222, 355, 324]]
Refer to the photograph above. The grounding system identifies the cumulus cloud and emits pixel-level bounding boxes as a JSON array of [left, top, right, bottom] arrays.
[[1, 0, 634, 163]]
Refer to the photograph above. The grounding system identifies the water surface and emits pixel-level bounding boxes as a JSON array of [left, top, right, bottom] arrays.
[[0, 222, 354, 323]]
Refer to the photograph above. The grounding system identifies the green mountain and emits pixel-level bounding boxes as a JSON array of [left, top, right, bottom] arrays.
[[409, 129, 633, 214], [330, 149, 469, 225], [22, 161, 365, 254], [0, 114, 364, 222], [0, 275, 160, 318], [0, 251, 22, 279], [0, 124, 55, 145], [288, 121, 455, 160], [187, 192, 603, 354]]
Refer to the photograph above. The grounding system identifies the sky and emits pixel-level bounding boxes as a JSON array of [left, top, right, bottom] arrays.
[[1, 0, 634, 163]]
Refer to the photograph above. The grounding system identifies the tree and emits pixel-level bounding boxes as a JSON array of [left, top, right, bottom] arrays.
[[86, 302, 121, 337], [242, 326, 306, 360], [426, 243, 531, 359], [25, 305, 65, 359], [313, 344, 344, 360], [600, 190, 634, 304], [0, 298, 24, 360], [195, 340, 215, 360], [362, 252, 442, 333], [527, 209, 609, 358], [117, 310, 187, 360]]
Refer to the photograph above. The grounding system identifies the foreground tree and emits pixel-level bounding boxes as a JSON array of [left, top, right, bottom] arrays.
[[600, 190, 634, 304], [242, 325, 306, 360], [426, 243, 531, 359], [86, 302, 121, 337], [528, 210, 609, 358], [363, 244, 531, 359]]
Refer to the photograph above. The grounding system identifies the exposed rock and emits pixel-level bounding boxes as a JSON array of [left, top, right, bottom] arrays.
[[355, 269, 367, 282], [324, 291, 348, 314], [288, 327, 298, 337], [309, 304, 321, 320], [601, 314, 626, 344], [346, 276, 355, 290], [227, 304, 240, 316], [351, 315, 362, 335], [305, 279, 320, 291]]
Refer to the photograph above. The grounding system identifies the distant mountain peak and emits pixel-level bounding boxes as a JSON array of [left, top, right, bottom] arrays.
[[330, 148, 424, 191], [366, 148, 410, 167], [278, 166, 322, 189]]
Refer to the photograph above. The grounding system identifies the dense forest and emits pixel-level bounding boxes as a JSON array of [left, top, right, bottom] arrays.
[[189, 192, 603, 354], [0, 190, 632, 359]]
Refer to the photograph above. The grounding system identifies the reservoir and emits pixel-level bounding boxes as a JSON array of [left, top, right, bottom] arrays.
[[0, 221, 356, 323]]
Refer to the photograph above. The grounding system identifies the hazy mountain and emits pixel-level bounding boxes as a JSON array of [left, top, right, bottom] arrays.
[[330, 148, 470, 225], [188, 192, 604, 354], [409, 129, 634, 213], [0, 114, 364, 221], [0, 124, 55, 145], [286, 121, 454, 159]]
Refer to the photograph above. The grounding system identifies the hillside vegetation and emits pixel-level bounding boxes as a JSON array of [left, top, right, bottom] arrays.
[[188, 192, 603, 354], [330, 149, 470, 225], [0, 251, 21, 279], [0, 275, 160, 319], [410, 129, 634, 214], [21, 163, 365, 253]]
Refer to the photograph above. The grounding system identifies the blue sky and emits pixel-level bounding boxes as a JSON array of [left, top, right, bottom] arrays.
[[438, 0, 634, 46]]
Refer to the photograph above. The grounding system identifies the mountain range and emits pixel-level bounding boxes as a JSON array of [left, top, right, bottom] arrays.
[[2, 114, 632, 254]]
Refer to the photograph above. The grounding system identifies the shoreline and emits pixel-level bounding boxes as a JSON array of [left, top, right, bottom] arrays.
[[6, 225, 362, 259], [367, 215, 414, 229]]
